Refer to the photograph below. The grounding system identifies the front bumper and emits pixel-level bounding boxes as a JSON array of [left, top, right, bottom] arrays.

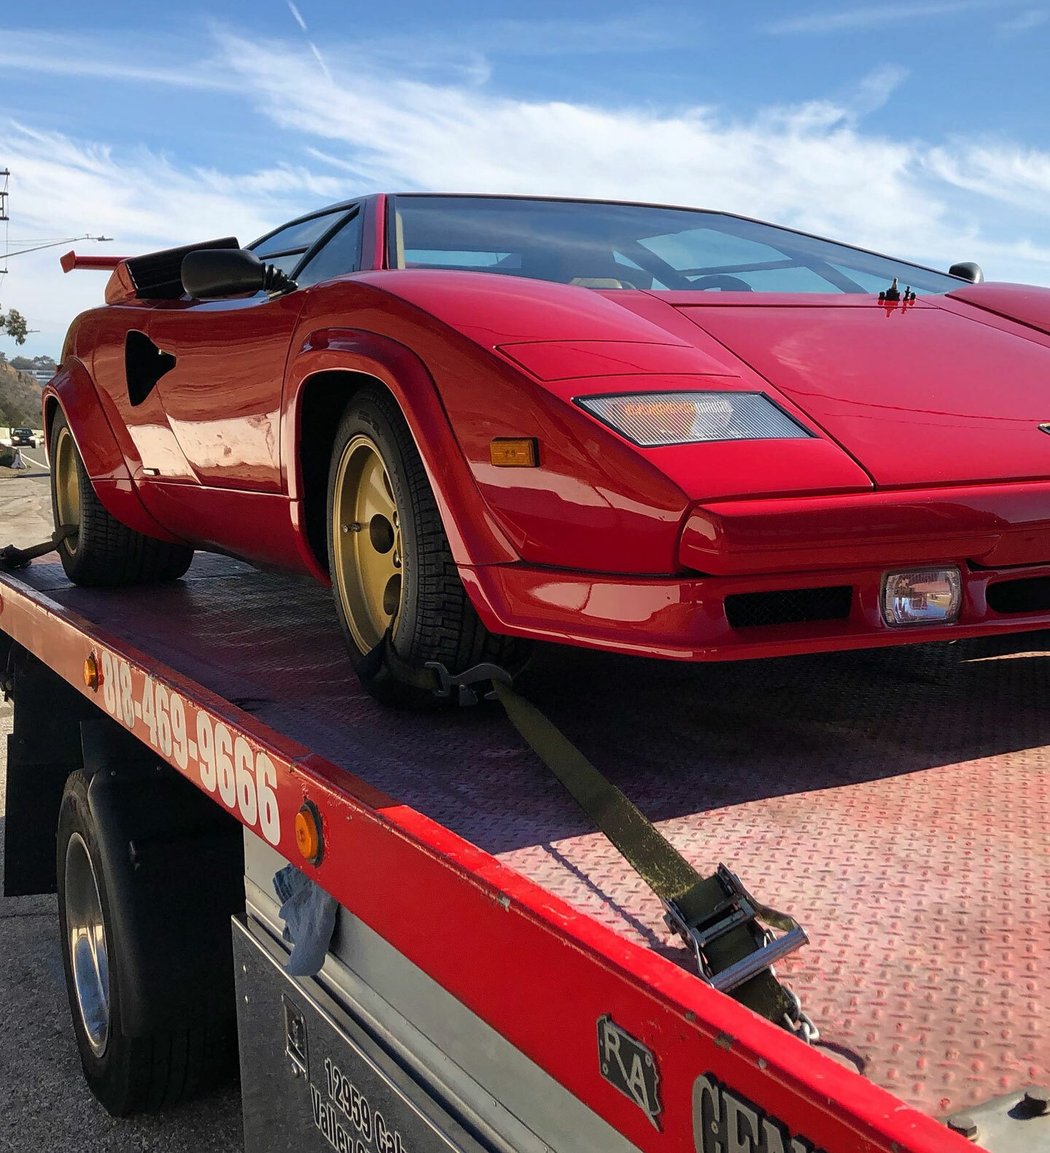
[[462, 558, 1050, 662], [463, 481, 1050, 660]]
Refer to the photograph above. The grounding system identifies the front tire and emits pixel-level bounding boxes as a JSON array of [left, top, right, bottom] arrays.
[[327, 388, 525, 705], [50, 411, 193, 586]]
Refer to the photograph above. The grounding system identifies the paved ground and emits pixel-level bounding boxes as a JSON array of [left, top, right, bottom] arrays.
[[0, 459, 244, 1152]]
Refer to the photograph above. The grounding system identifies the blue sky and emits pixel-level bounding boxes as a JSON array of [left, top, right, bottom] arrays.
[[2, 0, 1049, 358]]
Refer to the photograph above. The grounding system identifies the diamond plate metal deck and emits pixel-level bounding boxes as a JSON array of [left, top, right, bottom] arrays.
[[16, 555, 1050, 1120]]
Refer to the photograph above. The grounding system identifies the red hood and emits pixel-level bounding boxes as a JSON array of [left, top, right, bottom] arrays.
[[672, 296, 1050, 487], [361, 270, 1050, 490]]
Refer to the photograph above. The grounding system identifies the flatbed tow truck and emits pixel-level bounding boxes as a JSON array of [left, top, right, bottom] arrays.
[[2, 549, 1048, 1152]]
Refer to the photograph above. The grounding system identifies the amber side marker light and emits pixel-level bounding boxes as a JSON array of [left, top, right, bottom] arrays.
[[295, 801, 324, 865], [490, 438, 539, 467], [83, 652, 102, 693]]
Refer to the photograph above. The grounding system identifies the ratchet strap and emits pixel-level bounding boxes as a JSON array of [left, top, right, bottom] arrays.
[[490, 680, 808, 1027], [360, 635, 810, 1029], [0, 525, 76, 572]]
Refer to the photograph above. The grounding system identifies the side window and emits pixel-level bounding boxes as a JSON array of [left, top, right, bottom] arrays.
[[294, 211, 364, 287], [250, 210, 349, 277]]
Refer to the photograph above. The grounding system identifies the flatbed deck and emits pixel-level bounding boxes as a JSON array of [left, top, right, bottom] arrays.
[[4, 553, 1048, 1144]]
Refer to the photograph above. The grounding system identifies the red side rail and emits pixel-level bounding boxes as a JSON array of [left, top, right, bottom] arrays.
[[0, 568, 973, 1153]]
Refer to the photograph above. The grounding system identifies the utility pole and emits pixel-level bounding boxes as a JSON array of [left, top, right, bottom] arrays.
[[0, 169, 9, 221]]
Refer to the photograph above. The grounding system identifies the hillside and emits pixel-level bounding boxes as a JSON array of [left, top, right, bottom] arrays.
[[0, 360, 44, 427]]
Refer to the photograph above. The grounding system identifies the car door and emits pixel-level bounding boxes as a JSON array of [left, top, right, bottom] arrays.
[[141, 207, 356, 495], [142, 292, 302, 494]]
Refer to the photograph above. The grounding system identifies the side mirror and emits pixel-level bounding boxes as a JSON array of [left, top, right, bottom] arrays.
[[949, 261, 984, 284], [181, 248, 294, 298]]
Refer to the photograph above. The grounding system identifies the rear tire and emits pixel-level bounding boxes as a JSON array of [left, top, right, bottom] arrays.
[[49, 411, 193, 586], [327, 388, 527, 705], [56, 770, 236, 1115]]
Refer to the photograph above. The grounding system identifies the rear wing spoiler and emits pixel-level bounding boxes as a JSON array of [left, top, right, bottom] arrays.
[[61, 238, 240, 303], [60, 251, 126, 272]]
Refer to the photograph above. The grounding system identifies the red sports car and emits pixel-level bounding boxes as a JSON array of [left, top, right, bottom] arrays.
[[47, 193, 1050, 702]]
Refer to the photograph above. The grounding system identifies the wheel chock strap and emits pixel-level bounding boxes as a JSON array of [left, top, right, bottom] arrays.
[[0, 524, 76, 571]]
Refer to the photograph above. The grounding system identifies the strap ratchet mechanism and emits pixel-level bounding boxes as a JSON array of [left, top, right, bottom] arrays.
[[664, 864, 807, 994]]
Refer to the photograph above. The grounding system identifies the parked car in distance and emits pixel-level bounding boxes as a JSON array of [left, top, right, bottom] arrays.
[[45, 192, 1050, 704]]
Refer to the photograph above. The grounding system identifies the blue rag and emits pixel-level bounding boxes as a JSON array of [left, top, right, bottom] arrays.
[[273, 864, 338, 977]]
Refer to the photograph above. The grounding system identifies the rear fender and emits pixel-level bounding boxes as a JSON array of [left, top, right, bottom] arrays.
[[43, 365, 186, 544], [286, 329, 518, 568]]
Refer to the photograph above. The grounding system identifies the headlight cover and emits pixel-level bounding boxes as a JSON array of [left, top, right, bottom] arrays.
[[576, 391, 811, 447]]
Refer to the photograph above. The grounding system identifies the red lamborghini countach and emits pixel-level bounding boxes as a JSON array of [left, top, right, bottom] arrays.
[[46, 194, 1050, 701]]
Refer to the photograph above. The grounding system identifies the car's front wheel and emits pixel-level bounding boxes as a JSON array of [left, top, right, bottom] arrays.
[[327, 388, 525, 705], [50, 411, 193, 586]]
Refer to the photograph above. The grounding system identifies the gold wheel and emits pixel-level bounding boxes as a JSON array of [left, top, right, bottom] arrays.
[[330, 433, 404, 653], [53, 423, 82, 555]]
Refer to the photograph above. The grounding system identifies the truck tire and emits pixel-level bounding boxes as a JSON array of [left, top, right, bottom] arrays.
[[56, 770, 235, 1115], [50, 411, 193, 586], [327, 387, 526, 706]]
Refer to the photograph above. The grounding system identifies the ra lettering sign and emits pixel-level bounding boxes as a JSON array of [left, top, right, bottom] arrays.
[[597, 1016, 662, 1129]]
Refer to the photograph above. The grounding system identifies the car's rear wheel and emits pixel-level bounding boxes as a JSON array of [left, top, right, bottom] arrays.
[[327, 388, 525, 705], [50, 411, 193, 586]]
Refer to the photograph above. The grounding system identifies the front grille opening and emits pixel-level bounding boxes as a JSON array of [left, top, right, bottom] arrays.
[[986, 577, 1050, 614], [725, 586, 853, 629]]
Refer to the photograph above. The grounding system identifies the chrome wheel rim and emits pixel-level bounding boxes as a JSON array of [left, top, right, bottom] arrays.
[[53, 426, 81, 555], [64, 832, 110, 1057], [331, 434, 404, 652]]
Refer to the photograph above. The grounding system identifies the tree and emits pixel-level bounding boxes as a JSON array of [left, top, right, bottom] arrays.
[[1, 305, 29, 345]]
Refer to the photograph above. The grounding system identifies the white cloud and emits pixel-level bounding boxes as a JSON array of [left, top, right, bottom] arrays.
[[0, 29, 236, 91], [926, 140, 1050, 211], [0, 120, 344, 355], [5, 21, 1050, 357], [848, 65, 911, 119], [997, 8, 1050, 33], [287, 2, 308, 33], [211, 34, 945, 251], [766, 1, 1005, 34]]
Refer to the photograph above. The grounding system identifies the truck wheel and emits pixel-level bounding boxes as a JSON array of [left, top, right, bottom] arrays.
[[327, 388, 526, 705], [50, 411, 193, 586], [56, 771, 233, 1115]]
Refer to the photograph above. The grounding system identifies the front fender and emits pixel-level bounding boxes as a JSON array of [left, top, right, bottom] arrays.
[[44, 364, 186, 545], [285, 329, 518, 567]]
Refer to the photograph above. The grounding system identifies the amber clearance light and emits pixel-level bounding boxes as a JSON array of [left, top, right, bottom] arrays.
[[489, 438, 539, 467], [83, 652, 102, 693], [294, 801, 325, 865]]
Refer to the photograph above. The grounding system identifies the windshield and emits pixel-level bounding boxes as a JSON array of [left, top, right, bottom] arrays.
[[389, 195, 962, 296]]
